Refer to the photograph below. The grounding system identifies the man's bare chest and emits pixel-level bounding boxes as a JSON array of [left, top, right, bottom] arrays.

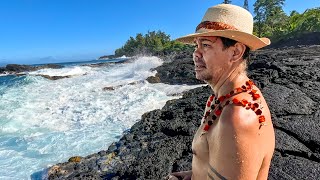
[[192, 122, 220, 160]]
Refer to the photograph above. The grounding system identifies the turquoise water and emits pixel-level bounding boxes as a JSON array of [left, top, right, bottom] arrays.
[[0, 57, 201, 179], [1, 58, 128, 68]]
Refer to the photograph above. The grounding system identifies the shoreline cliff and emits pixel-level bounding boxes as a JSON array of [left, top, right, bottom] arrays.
[[45, 35, 320, 179]]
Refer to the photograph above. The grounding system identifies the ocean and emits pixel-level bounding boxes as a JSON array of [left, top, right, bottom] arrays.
[[0, 57, 201, 179]]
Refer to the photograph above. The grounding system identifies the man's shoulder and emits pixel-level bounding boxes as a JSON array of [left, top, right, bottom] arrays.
[[219, 102, 259, 133]]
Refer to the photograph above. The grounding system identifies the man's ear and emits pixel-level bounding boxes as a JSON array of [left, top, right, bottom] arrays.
[[230, 42, 246, 62]]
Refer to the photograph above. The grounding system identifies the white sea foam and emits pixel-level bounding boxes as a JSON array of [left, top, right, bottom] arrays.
[[28, 66, 91, 77], [0, 56, 200, 179], [0, 73, 11, 77]]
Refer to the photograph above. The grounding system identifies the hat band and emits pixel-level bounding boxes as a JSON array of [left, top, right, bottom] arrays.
[[195, 21, 238, 32]]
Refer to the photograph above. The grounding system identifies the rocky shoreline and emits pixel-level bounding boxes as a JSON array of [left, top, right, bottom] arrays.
[[0, 59, 131, 80], [42, 43, 320, 180], [0, 64, 64, 74]]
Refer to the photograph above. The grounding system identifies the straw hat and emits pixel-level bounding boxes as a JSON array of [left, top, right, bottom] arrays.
[[176, 4, 270, 50]]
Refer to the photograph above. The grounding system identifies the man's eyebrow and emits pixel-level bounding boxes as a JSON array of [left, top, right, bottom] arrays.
[[195, 38, 217, 44]]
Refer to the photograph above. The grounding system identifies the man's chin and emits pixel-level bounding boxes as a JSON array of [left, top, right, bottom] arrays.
[[195, 74, 209, 82]]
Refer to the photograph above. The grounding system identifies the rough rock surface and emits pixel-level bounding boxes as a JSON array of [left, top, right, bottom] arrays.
[[45, 44, 320, 179], [267, 32, 320, 49], [147, 57, 205, 85], [0, 64, 63, 74]]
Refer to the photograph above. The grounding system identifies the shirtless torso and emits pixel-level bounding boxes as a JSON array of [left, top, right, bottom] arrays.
[[169, 11, 275, 177], [192, 88, 275, 180]]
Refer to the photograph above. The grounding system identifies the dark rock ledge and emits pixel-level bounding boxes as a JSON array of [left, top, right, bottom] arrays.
[[1, 60, 132, 81], [0, 64, 64, 74], [0, 64, 73, 80], [44, 45, 320, 180]]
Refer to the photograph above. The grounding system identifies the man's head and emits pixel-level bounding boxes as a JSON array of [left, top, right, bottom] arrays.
[[176, 4, 270, 85]]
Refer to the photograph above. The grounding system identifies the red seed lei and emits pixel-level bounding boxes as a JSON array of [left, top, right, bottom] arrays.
[[202, 80, 266, 133]]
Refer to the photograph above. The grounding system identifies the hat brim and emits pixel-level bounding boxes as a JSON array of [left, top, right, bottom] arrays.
[[175, 30, 270, 51]]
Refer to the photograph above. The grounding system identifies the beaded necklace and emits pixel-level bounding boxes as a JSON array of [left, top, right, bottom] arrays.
[[201, 80, 266, 135]]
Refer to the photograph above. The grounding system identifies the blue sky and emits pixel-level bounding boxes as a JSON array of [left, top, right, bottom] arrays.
[[0, 0, 319, 65]]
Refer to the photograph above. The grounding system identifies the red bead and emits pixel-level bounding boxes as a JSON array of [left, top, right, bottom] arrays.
[[209, 95, 214, 101], [251, 89, 257, 94], [215, 109, 222, 116], [241, 99, 248, 106], [232, 98, 240, 104], [255, 109, 262, 115], [259, 116, 266, 123], [246, 80, 254, 86], [203, 124, 210, 131], [236, 87, 243, 93], [218, 96, 225, 102], [207, 101, 211, 107], [252, 94, 260, 100], [226, 94, 231, 98]]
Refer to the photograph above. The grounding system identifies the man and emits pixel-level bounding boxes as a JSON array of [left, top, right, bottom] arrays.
[[167, 4, 275, 180]]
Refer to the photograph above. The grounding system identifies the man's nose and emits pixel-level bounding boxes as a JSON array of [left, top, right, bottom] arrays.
[[193, 47, 203, 61]]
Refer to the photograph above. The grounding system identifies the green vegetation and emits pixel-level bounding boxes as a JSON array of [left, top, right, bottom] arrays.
[[243, 0, 249, 11], [114, 31, 193, 57], [253, 0, 286, 37], [253, 0, 320, 42]]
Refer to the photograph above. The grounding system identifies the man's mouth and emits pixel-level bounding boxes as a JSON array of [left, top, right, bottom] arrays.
[[195, 64, 206, 70]]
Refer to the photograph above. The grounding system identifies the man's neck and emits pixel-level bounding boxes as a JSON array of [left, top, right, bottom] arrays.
[[210, 69, 249, 98]]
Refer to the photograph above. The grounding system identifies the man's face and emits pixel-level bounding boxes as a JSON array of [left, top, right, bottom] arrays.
[[193, 36, 232, 85]]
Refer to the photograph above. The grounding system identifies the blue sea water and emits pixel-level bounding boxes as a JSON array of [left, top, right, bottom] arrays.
[[0, 57, 201, 179]]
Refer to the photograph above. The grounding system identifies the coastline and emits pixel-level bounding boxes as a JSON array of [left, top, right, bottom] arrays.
[[3, 56, 202, 179], [44, 44, 320, 179], [0, 58, 132, 81]]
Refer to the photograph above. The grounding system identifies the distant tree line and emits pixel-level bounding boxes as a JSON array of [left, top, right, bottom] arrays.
[[253, 0, 320, 41], [114, 31, 193, 57], [224, 0, 319, 41], [113, 0, 319, 57]]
